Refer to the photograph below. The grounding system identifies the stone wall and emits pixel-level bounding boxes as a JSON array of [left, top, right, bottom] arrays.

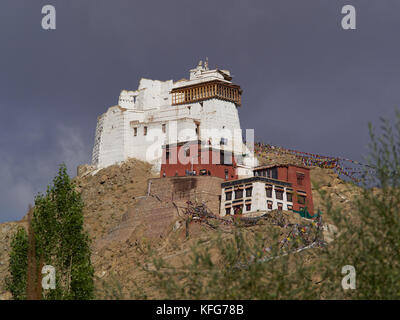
[[148, 176, 223, 214], [96, 176, 223, 246]]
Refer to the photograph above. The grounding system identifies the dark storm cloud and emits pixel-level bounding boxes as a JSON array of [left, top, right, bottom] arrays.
[[1, 0, 399, 222]]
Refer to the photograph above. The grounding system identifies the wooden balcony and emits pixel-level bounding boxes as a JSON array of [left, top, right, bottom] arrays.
[[171, 80, 242, 106]]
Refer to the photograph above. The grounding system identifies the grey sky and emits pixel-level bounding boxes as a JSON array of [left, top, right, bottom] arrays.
[[1, 0, 399, 222]]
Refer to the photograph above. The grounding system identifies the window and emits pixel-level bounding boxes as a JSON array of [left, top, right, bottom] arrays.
[[185, 148, 190, 157], [225, 191, 232, 201], [267, 168, 278, 179], [166, 151, 170, 160], [298, 195, 306, 205], [235, 189, 243, 199], [287, 205, 293, 211], [287, 192, 293, 202], [297, 172, 305, 185], [144, 126, 148, 136], [277, 203, 283, 211], [225, 169, 229, 180], [266, 186, 272, 198], [133, 127, 137, 136], [233, 205, 243, 215], [275, 189, 284, 200], [246, 204, 252, 212], [195, 123, 200, 135], [246, 187, 253, 197], [271, 168, 278, 179], [267, 201, 273, 210], [220, 150, 225, 165], [220, 137, 228, 145], [162, 124, 166, 133], [225, 208, 231, 215]]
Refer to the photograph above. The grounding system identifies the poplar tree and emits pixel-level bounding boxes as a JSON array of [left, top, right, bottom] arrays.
[[32, 164, 94, 299], [6, 227, 28, 300]]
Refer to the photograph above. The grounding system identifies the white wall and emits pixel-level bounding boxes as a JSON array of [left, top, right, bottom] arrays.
[[95, 106, 126, 168], [92, 65, 258, 173], [220, 181, 293, 216]]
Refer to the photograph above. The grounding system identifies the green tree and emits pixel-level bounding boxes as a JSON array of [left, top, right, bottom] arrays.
[[32, 164, 94, 299], [6, 228, 28, 300], [316, 112, 400, 299]]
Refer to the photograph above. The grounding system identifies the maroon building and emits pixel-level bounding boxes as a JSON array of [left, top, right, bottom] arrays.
[[160, 140, 238, 181], [253, 164, 314, 214]]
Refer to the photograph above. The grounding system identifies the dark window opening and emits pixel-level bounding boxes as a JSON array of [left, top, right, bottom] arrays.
[[275, 189, 284, 200], [246, 187, 253, 197], [133, 127, 137, 136], [287, 192, 293, 202], [162, 124, 166, 133], [235, 189, 243, 199], [271, 168, 278, 179], [144, 126, 148, 136], [225, 208, 231, 215], [225, 191, 232, 201], [246, 204, 251, 212], [297, 173, 305, 185], [266, 187, 272, 198], [298, 195, 306, 205], [233, 205, 243, 215]]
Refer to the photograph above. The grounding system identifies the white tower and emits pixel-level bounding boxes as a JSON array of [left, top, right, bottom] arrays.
[[92, 61, 257, 177]]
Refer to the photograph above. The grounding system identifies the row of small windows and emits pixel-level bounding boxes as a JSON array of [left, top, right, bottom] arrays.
[[265, 187, 305, 204], [133, 123, 202, 137], [254, 169, 306, 186], [225, 200, 300, 215], [133, 124, 167, 137], [225, 203, 252, 215], [254, 168, 278, 179], [225, 186, 305, 204], [225, 187, 252, 201]]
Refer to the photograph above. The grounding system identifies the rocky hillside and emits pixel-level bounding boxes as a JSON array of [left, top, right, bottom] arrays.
[[0, 154, 361, 299]]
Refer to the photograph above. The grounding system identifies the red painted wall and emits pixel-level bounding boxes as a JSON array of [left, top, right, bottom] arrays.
[[254, 164, 314, 214], [160, 143, 238, 181], [277, 165, 314, 214]]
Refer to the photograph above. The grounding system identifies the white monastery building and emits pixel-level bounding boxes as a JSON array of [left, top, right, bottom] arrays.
[[220, 176, 294, 216], [92, 60, 257, 177]]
